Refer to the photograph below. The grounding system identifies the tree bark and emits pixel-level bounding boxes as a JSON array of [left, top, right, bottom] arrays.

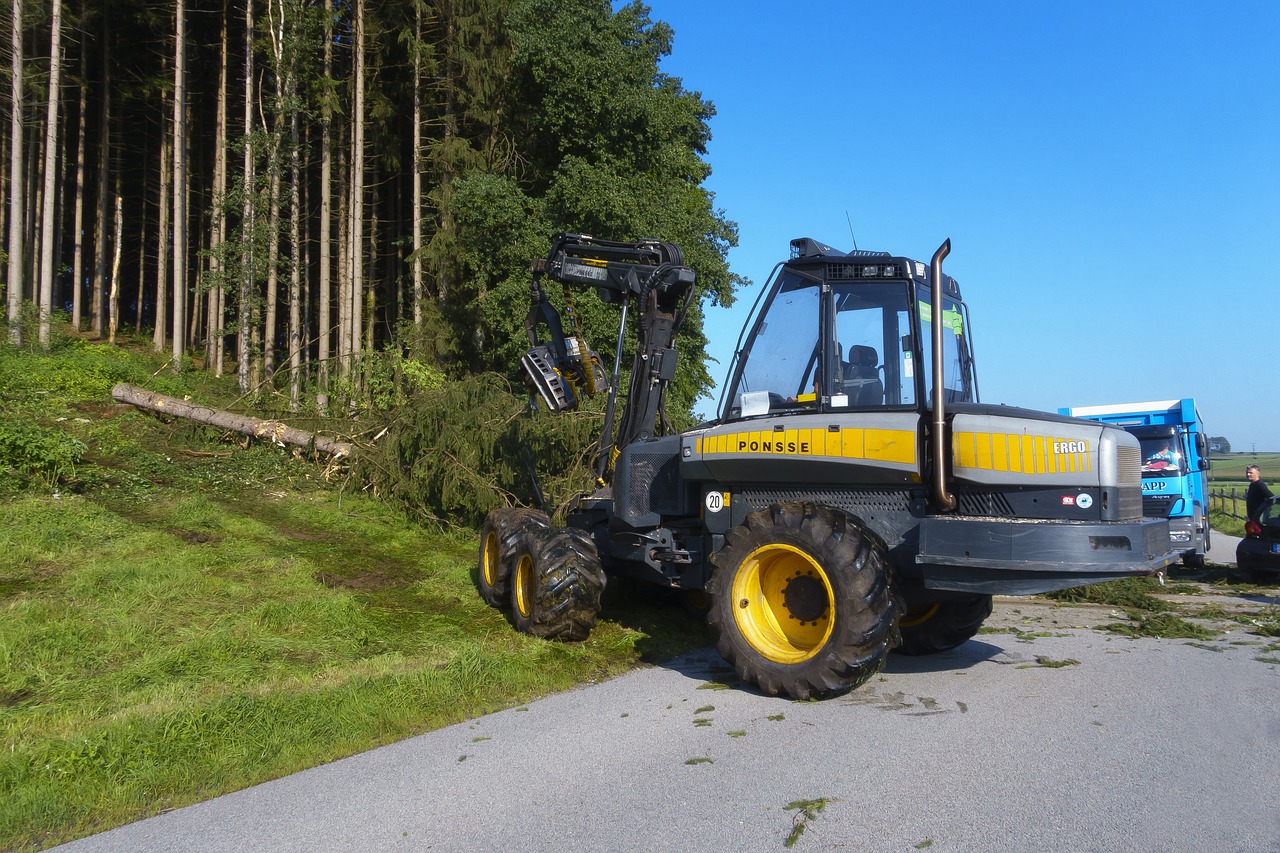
[[70, 53, 87, 331], [154, 76, 170, 351], [108, 190, 121, 343], [237, 0, 255, 394], [37, 0, 63, 348], [91, 27, 108, 337], [172, 0, 187, 373], [7, 0, 24, 344], [208, 0, 228, 376], [111, 383, 354, 459], [411, 3, 423, 329], [349, 0, 364, 385], [316, 0, 332, 413]]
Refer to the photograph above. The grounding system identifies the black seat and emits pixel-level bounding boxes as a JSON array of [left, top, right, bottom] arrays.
[[843, 345, 883, 406]]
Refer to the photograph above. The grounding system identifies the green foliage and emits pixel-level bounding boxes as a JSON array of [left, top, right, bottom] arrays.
[[428, 0, 744, 424], [1043, 577, 1175, 612], [784, 797, 835, 848], [0, 424, 86, 491], [1101, 612, 1217, 640], [358, 373, 601, 526]]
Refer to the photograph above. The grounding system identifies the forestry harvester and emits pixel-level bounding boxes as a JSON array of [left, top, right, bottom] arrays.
[[477, 234, 1175, 699]]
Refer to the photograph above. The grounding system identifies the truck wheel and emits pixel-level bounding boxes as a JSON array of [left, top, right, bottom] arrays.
[[707, 502, 899, 700], [477, 507, 550, 607], [511, 526, 605, 641], [896, 594, 993, 655]]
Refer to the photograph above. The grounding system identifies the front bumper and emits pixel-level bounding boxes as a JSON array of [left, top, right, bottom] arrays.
[[1235, 537, 1280, 574], [917, 516, 1176, 595]]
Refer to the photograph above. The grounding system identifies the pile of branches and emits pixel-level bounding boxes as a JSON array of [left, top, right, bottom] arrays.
[[357, 373, 604, 529]]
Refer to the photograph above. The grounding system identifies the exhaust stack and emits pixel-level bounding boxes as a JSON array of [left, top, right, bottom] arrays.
[[930, 238, 956, 512]]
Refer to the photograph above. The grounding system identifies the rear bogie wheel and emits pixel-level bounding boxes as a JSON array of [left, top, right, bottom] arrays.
[[511, 526, 605, 641], [477, 507, 550, 607], [707, 502, 899, 700], [896, 593, 993, 656]]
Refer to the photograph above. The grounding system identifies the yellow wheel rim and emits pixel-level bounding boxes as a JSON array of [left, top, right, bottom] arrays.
[[731, 543, 835, 664], [899, 603, 939, 629], [482, 531, 501, 588], [514, 553, 535, 618]]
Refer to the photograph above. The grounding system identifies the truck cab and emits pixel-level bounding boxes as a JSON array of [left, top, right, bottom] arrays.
[[1059, 399, 1211, 566]]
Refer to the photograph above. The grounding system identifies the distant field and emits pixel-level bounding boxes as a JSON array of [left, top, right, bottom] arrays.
[[1208, 451, 1280, 492]]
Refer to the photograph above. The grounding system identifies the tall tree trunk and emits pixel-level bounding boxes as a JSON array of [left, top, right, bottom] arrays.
[[172, 0, 187, 373], [154, 105, 170, 350], [264, 160, 279, 381], [335, 132, 348, 388], [70, 52, 86, 331], [91, 26, 108, 337], [6, 0, 24, 344], [37, 0, 63, 347], [108, 187, 121, 343], [349, 0, 364, 388], [237, 0, 255, 394], [288, 102, 301, 412], [134, 153, 146, 332], [411, 3, 423, 329], [316, 0, 332, 413], [208, 0, 228, 376]]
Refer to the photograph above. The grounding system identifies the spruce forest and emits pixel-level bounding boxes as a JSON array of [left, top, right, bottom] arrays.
[[1, 0, 742, 498]]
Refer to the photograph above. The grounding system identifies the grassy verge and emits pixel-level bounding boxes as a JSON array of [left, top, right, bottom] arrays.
[[0, 335, 709, 851]]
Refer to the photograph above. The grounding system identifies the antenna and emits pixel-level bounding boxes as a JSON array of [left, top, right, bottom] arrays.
[[844, 210, 859, 251]]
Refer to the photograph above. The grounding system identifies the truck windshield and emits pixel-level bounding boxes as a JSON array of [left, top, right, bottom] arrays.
[[1139, 436, 1186, 476]]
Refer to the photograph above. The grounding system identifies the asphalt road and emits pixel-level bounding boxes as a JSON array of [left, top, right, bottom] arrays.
[[55, 594, 1280, 853]]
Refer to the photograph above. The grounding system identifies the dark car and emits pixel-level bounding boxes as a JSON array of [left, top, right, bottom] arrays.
[[1236, 496, 1280, 582]]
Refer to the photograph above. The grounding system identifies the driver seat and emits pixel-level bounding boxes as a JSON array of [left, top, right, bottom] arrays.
[[844, 345, 883, 406]]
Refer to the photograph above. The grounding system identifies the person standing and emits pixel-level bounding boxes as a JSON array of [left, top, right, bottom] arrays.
[[1245, 465, 1274, 520]]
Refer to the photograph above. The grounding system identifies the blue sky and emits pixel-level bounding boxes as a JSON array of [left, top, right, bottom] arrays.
[[648, 1, 1279, 452]]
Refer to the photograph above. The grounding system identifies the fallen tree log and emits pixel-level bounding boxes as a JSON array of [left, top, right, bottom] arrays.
[[111, 383, 354, 459]]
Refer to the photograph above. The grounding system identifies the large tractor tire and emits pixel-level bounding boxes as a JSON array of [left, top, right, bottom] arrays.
[[510, 526, 605, 641], [707, 502, 900, 700], [896, 592, 992, 656], [477, 507, 550, 607]]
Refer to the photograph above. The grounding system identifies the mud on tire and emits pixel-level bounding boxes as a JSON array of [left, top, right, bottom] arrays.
[[707, 501, 900, 700], [477, 507, 550, 607], [510, 526, 605, 641]]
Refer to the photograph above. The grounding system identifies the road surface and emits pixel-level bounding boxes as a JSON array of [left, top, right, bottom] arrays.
[[55, 590, 1280, 853]]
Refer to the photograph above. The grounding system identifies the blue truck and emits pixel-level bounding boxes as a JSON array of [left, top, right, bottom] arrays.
[[1059, 399, 1211, 567]]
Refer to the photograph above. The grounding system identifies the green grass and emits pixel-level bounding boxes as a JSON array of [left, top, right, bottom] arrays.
[[0, 333, 711, 851]]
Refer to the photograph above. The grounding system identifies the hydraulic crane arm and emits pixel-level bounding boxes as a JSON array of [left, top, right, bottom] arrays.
[[521, 233, 697, 482]]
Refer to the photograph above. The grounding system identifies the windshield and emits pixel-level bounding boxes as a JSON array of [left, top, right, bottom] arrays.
[[731, 276, 821, 402], [725, 273, 916, 417], [723, 262, 978, 419], [1139, 436, 1187, 476]]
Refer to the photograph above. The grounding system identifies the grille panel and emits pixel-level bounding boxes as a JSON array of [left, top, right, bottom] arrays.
[[738, 488, 913, 515], [955, 491, 1015, 517], [627, 452, 680, 517]]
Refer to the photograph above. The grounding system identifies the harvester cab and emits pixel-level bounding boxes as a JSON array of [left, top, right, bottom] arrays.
[[478, 234, 1177, 700]]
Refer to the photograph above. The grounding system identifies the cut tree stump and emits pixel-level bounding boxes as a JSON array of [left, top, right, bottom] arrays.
[[111, 383, 353, 459]]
